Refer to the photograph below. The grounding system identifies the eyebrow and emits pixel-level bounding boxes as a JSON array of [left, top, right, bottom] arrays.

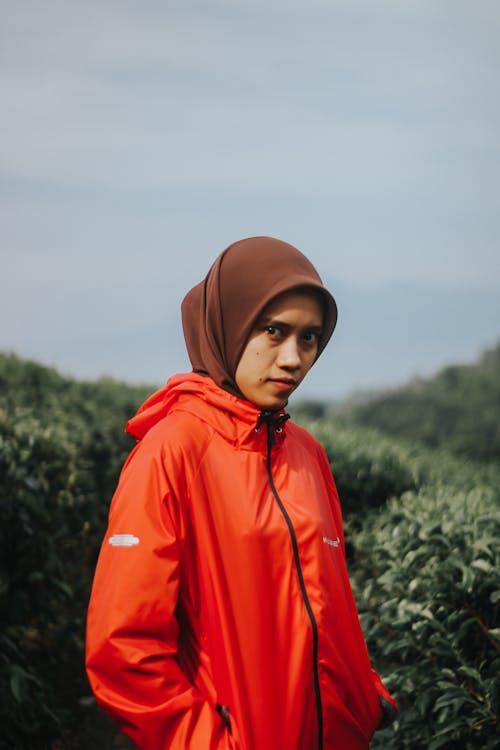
[[258, 315, 323, 333]]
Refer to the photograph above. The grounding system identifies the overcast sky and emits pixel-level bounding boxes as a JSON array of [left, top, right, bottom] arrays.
[[2, 0, 500, 400]]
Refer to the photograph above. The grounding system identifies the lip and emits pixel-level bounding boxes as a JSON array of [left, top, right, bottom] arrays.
[[268, 378, 296, 391]]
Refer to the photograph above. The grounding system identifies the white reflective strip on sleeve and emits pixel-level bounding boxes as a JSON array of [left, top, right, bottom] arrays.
[[108, 534, 140, 547]]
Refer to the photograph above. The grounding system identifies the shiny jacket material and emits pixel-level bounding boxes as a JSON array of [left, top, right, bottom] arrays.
[[86, 373, 395, 749]]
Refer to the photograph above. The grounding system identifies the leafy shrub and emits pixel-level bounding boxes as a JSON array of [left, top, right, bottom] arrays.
[[0, 409, 81, 746], [353, 485, 500, 749], [2, 352, 499, 748], [340, 341, 500, 464], [0, 354, 151, 748], [302, 418, 500, 748]]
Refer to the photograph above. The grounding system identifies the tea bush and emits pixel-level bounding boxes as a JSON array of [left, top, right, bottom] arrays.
[[2, 352, 499, 748], [304, 419, 500, 749], [0, 355, 150, 749], [0, 409, 78, 746], [354, 486, 500, 749]]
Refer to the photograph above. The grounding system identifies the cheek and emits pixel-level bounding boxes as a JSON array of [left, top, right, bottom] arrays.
[[306, 353, 317, 372], [253, 351, 264, 379], [297, 352, 316, 381]]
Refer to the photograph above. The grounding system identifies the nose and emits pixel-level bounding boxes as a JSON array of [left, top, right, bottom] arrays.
[[276, 336, 301, 370]]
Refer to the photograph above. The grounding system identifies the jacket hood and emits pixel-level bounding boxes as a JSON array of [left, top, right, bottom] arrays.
[[126, 372, 288, 447]]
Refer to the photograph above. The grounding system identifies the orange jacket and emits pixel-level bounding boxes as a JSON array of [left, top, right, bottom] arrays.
[[86, 373, 395, 749]]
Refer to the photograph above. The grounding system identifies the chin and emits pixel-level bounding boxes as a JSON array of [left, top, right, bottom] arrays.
[[257, 397, 288, 411]]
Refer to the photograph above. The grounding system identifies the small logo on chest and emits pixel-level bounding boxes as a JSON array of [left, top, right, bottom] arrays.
[[323, 535, 341, 548]]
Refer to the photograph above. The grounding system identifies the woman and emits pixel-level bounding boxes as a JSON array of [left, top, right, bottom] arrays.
[[86, 236, 397, 749]]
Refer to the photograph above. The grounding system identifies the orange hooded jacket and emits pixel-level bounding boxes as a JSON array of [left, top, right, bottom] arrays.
[[86, 373, 395, 749]]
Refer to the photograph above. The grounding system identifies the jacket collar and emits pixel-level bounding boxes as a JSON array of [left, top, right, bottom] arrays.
[[126, 372, 289, 452]]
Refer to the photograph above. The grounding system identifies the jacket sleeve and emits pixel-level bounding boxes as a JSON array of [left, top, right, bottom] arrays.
[[85, 438, 231, 750]]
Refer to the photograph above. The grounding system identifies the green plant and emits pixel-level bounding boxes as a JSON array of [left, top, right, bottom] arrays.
[[2, 351, 499, 748], [339, 341, 500, 464], [0, 354, 150, 748]]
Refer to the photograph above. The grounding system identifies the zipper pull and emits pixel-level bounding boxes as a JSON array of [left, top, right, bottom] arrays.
[[256, 410, 276, 448], [276, 413, 291, 432], [216, 704, 232, 734], [256, 410, 290, 447]]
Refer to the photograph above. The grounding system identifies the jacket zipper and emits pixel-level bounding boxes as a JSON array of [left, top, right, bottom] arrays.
[[216, 703, 232, 734], [259, 411, 323, 750]]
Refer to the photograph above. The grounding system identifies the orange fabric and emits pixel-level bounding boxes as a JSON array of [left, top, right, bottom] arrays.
[[86, 373, 395, 749]]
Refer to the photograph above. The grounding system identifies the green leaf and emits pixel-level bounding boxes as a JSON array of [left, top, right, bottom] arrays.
[[488, 628, 500, 642], [457, 665, 481, 682], [471, 558, 494, 573]]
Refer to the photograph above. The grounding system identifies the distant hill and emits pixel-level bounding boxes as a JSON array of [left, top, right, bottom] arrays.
[[338, 341, 500, 463]]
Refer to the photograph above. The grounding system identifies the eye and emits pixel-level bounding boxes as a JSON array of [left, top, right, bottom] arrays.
[[302, 331, 320, 345], [265, 325, 283, 338]]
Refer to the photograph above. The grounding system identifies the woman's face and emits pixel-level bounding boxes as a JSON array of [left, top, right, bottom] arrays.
[[235, 289, 323, 410]]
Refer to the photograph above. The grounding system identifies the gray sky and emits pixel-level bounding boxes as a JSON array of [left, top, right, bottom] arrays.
[[2, 0, 500, 400]]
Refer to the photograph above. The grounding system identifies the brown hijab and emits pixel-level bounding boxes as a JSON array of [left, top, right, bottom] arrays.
[[181, 236, 338, 397]]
